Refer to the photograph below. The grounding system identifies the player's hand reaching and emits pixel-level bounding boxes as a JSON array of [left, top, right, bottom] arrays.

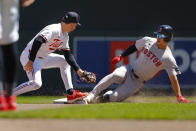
[[24, 60, 34, 73], [77, 69, 96, 83], [21, 0, 35, 8], [177, 95, 189, 103], [77, 69, 84, 77], [111, 55, 122, 64]]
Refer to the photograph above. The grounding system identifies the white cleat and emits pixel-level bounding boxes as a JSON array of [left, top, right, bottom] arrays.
[[83, 93, 95, 104]]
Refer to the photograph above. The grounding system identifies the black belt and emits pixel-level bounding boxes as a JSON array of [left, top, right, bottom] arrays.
[[131, 69, 146, 83], [131, 69, 139, 79]]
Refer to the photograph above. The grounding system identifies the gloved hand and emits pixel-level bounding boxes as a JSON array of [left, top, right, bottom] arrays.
[[111, 55, 122, 64], [80, 70, 96, 83], [177, 95, 189, 103]]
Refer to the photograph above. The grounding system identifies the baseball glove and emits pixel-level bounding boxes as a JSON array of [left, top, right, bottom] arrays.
[[80, 71, 96, 83]]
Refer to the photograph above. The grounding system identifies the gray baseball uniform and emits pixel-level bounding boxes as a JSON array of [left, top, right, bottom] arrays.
[[90, 36, 180, 102], [0, 0, 19, 45]]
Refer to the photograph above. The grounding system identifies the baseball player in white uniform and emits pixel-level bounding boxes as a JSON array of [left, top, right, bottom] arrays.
[[0, 0, 35, 111], [13, 11, 88, 103], [84, 25, 189, 104]]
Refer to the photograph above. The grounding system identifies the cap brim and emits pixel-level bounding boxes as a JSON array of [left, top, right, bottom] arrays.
[[154, 32, 167, 39]]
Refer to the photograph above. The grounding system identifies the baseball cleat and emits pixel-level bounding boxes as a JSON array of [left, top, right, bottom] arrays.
[[6, 95, 17, 110], [83, 93, 96, 104], [0, 96, 9, 111], [67, 90, 88, 103]]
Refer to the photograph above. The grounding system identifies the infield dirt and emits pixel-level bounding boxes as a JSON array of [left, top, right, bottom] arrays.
[[0, 118, 196, 131], [1, 96, 196, 131]]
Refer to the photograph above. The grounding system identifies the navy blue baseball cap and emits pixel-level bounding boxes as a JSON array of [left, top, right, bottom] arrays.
[[154, 25, 173, 39], [62, 11, 81, 26]]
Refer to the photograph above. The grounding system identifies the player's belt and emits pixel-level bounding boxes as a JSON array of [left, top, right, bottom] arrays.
[[131, 69, 146, 83]]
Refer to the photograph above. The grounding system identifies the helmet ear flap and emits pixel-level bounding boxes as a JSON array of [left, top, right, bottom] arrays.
[[164, 37, 170, 42], [163, 34, 173, 42]]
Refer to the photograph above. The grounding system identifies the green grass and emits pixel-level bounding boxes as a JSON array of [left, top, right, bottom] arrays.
[[17, 96, 63, 104], [0, 96, 196, 120]]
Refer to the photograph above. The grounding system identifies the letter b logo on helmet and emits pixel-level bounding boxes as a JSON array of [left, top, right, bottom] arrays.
[[154, 25, 174, 42]]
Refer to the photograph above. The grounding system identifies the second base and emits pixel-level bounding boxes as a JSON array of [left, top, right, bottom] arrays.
[[53, 98, 68, 104], [53, 98, 88, 104]]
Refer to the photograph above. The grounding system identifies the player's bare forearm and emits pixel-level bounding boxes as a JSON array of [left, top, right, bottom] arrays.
[[169, 75, 189, 103], [169, 75, 182, 96]]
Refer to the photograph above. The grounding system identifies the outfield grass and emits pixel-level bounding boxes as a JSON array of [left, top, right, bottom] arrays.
[[0, 96, 196, 120]]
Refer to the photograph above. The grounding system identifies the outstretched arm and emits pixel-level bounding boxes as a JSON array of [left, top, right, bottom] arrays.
[[63, 50, 84, 76], [169, 75, 189, 103], [121, 44, 137, 57], [111, 44, 137, 64]]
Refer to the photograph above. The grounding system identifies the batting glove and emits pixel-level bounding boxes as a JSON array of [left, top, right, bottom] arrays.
[[177, 95, 189, 103], [111, 55, 122, 64]]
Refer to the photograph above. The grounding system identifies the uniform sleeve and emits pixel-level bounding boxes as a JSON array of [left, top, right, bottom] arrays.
[[135, 37, 148, 51], [39, 26, 54, 43], [165, 57, 181, 76]]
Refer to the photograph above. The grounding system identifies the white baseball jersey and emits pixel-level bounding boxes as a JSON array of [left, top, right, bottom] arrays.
[[23, 23, 70, 58], [0, 0, 19, 45], [132, 36, 180, 82], [14, 23, 73, 96]]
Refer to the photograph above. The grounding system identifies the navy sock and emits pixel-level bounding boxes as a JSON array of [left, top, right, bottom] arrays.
[[67, 88, 74, 95]]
